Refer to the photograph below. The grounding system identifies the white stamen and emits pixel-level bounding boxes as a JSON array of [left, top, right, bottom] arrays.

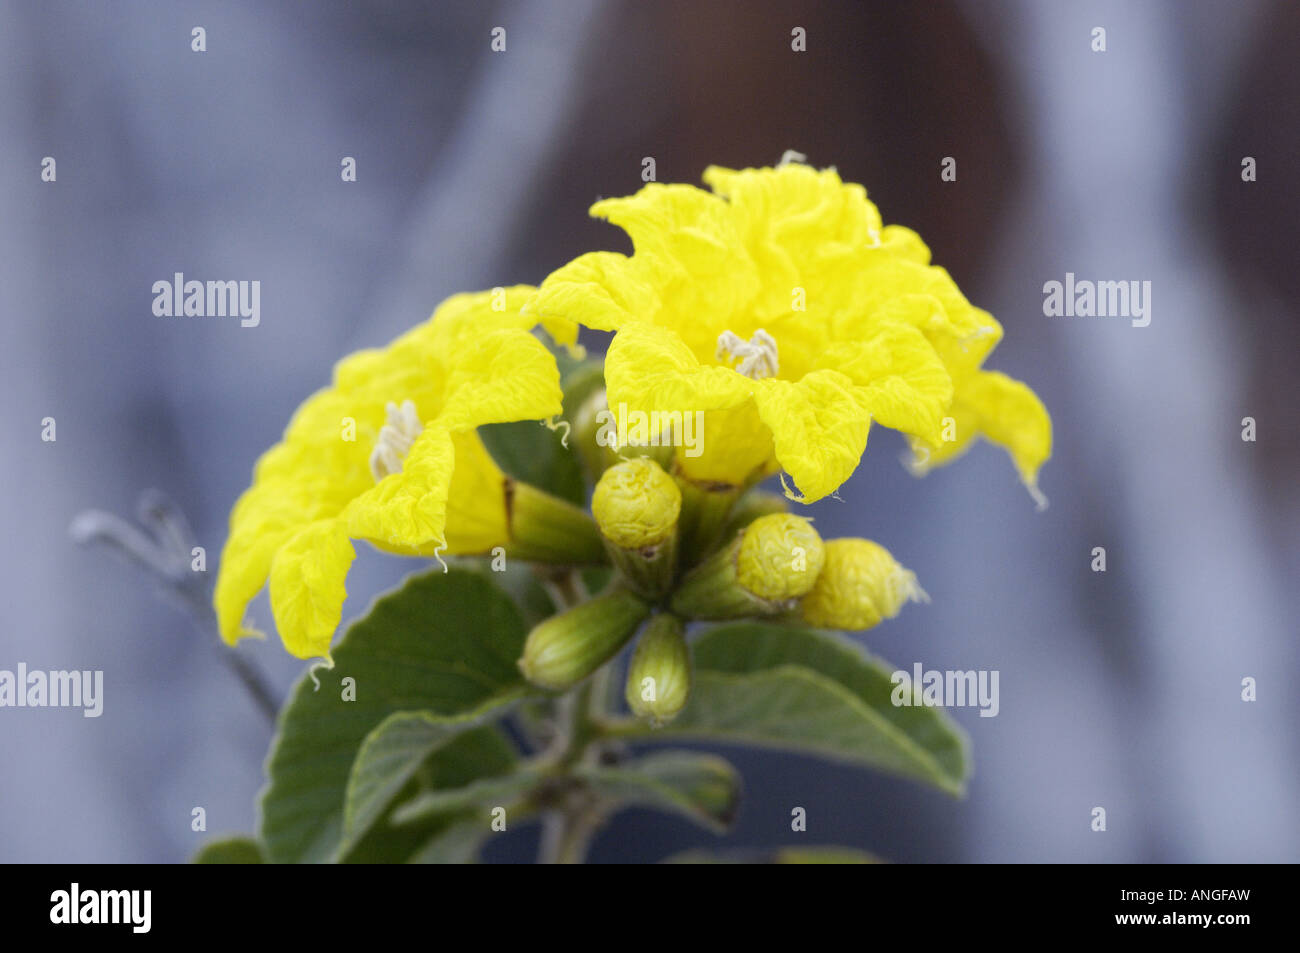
[[777, 149, 807, 167], [717, 329, 779, 380], [369, 399, 423, 481]]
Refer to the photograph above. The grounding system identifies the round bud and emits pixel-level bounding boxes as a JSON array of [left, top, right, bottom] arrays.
[[799, 538, 927, 630], [592, 458, 682, 550], [736, 513, 825, 601]]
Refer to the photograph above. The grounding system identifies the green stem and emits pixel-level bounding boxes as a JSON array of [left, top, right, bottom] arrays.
[[534, 570, 611, 864]]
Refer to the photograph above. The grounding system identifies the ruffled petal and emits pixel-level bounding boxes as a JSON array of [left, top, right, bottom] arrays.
[[909, 369, 1053, 498], [526, 252, 657, 334], [345, 423, 456, 550], [591, 185, 762, 355], [751, 370, 871, 503], [267, 518, 356, 661], [817, 318, 954, 444], [440, 327, 563, 430], [605, 320, 755, 414]]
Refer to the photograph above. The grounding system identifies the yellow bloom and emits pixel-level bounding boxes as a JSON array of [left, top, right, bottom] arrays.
[[214, 287, 565, 661], [526, 161, 1050, 502]]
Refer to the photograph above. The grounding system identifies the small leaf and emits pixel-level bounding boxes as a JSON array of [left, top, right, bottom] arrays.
[[648, 623, 969, 795], [260, 569, 530, 863], [392, 767, 546, 826], [339, 707, 519, 859], [576, 750, 741, 834], [478, 357, 603, 506], [340, 726, 516, 863], [192, 836, 265, 864], [479, 421, 585, 505]]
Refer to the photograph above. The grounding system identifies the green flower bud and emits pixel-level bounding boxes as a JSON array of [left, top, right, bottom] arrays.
[[505, 480, 607, 566], [625, 614, 691, 725], [518, 588, 651, 692], [798, 538, 926, 631], [671, 513, 825, 619], [592, 458, 681, 598], [673, 473, 743, 568]]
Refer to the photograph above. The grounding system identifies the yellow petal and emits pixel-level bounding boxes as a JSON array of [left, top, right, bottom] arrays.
[[702, 163, 884, 258], [440, 327, 563, 430], [590, 184, 761, 350], [817, 319, 953, 444], [430, 285, 582, 357], [214, 494, 300, 645], [527, 251, 658, 334], [751, 370, 871, 503], [345, 423, 456, 550], [605, 320, 755, 414], [910, 369, 1053, 499], [268, 518, 356, 661], [842, 265, 1004, 375], [444, 432, 510, 552], [675, 401, 776, 486]]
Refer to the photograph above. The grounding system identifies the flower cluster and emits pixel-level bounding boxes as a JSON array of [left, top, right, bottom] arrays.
[[215, 159, 1051, 679]]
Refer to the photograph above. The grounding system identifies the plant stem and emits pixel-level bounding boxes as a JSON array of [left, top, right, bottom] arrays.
[[534, 569, 614, 863]]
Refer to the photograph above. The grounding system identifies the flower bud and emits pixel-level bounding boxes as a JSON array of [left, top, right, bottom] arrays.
[[518, 588, 650, 692], [798, 538, 927, 631], [625, 613, 691, 725], [671, 513, 825, 619], [505, 480, 607, 566], [592, 458, 681, 598]]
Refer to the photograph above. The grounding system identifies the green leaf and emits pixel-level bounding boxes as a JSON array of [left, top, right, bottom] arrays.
[[478, 357, 603, 506], [340, 708, 517, 858], [341, 725, 517, 863], [479, 421, 585, 506], [575, 750, 741, 834], [663, 845, 879, 864], [391, 766, 546, 826], [192, 836, 266, 864], [447, 555, 556, 627], [649, 623, 969, 796], [407, 817, 494, 864], [260, 569, 531, 863]]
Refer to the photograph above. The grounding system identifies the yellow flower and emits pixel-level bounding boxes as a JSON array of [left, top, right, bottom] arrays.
[[214, 287, 565, 661], [526, 161, 1050, 502]]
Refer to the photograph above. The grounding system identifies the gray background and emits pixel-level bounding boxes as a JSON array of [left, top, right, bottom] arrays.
[[1, 0, 1296, 862]]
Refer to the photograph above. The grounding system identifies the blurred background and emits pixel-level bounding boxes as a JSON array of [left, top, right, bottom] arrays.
[[1, 0, 1296, 862]]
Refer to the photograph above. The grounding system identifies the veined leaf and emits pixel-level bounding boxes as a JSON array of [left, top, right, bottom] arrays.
[[642, 623, 969, 795], [575, 750, 741, 833], [260, 569, 530, 863]]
